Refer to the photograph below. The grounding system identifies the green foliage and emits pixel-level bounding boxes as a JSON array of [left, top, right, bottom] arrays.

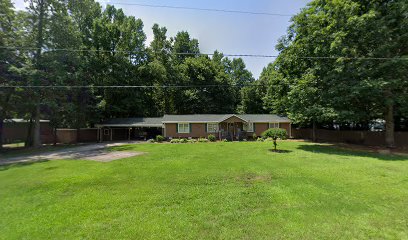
[[262, 128, 287, 151], [260, 0, 408, 146], [179, 138, 188, 144], [222, 139, 229, 142], [252, 133, 258, 140], [257, 137, 264, 142], [170, 139, 180, 144], [156, 135, 165, 143], [147, 139, 155, 143], [207, 134, 216, 142], [198, 138, 209, 143]]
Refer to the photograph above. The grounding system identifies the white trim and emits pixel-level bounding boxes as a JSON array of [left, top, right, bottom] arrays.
[[178, 123, 190, 134], [218, 114, 248, 123], [243, 122, 254, 132], [207, 123, 219, 133], [269, 122, 280, 128]]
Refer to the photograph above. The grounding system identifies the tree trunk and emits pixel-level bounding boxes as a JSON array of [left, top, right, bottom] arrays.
[[26, 117, 33, 147], [33, 104, 41, 148], [385, 103, 395, 148], [32, 0, 45, 148], [312, 120, 317, 142], [0, 115, 3, 150], [53, 127, 57, 146]]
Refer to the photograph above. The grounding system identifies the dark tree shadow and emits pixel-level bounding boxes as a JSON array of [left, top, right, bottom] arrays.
[[268, 149, 292, 153], [0, 160, 49, 171], [297, 144, 408, 161]]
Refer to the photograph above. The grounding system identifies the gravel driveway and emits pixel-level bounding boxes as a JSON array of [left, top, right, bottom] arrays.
[[0, 142, 144, 165]]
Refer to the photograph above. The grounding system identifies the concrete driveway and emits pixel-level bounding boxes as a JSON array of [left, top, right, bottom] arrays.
[[0, 142, 144, 165]]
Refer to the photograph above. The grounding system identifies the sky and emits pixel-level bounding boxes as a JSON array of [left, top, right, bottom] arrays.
[[11, 0, 310, 78]]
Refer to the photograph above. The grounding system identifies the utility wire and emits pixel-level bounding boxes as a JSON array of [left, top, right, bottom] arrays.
[[1, 46, 406, 60], [0, 84, 267, 89], [99, 2, 294, 17]]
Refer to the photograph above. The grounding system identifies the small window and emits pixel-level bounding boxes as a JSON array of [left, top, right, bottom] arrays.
[[207, 123, 218, 133], [243, 123, 254, 132], [104, 129, 110, 136], [269, 122, 280, 129], [178, 123, 190, 133]]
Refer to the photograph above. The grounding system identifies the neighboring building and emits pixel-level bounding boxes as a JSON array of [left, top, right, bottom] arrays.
[[1, 119, 53, 144], [96, 114, 292, 141]]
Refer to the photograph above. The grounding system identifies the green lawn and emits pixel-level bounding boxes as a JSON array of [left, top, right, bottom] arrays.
[[1, 141, 408, 239]]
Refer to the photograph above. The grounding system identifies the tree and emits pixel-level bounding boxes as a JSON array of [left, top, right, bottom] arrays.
[[264, 0, 408, 147], [262, 128, 287, 151]]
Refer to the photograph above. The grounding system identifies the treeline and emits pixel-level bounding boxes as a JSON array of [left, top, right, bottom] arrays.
[[0, 0, 255, 147], [1, 0, 407, 148], [242, 0, 408, 147]]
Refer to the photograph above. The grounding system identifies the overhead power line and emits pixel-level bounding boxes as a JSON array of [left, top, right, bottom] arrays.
[[1, 46, 406, 60], [0, 84, 266, 89], [99, 2, 294, 17]]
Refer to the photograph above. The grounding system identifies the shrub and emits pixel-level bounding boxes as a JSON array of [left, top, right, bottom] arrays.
[[147, 139, 155, 143], [170, 139, 180, 144], [198, 138, 209, 143], [188, 139, 197, 143], [257, 137, 264, 142], [261, 128, 287, 151], [252, 133, 258, 140], [223, 139, 229, 142], [180, 138, 188, 143], [156, 135, 165, 143], [208, 134, 216, 142]]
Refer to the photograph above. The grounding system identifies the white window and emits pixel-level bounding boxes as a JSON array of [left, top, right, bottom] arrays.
[[178, 123, 190, 133], [207, 123, 219, 133], [243, 123, 254, 132], [269, 122, 280, 129]]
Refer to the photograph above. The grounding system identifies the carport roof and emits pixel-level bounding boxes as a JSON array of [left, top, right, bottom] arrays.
[[96, 118, 163, 128]]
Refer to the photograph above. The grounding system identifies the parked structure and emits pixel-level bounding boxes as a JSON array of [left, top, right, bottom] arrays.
[[96, 114, 292, 141]]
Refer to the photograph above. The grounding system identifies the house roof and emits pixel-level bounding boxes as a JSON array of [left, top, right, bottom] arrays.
[[97, 117, 163, 127], [162, 114, 291, 123], [96, 114, 291, 127]]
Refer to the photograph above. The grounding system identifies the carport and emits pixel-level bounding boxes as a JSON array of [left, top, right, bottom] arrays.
[[95, 118, 163, 142]]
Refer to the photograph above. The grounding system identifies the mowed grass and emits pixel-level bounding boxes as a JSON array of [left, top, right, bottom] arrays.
[[1, 142, 408, 239]]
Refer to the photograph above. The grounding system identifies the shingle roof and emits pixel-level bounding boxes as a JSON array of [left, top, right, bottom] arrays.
[[163, 114, 291, 123], [97, 114, 291, 127], [98, 117, 163, 127]]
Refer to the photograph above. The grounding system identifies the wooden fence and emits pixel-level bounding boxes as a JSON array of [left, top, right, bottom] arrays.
[[292, 129, 408, 149]]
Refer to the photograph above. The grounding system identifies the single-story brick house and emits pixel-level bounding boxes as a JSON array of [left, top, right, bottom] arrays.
[[96, 114, 292, 141]]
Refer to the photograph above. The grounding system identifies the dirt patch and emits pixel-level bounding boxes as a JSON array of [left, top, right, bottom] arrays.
[[0, 142, 145, 165], [236, 173, 273, 184]]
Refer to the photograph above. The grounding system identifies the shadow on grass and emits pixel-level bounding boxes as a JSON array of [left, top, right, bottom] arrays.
[[268, 149, 292, 153], [0, 159, 49, 171], [297, 144, 408, 161]]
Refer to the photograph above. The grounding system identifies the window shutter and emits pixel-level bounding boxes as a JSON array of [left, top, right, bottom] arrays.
[[205, 123, 207, 133], [189, 123, 192, 133], [253, 123, 256, 132], [176, 123, 179, 133]]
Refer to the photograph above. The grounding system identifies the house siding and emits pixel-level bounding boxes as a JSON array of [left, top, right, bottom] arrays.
[[165, 122, 292, 139], [165, 123, 214, 139]]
